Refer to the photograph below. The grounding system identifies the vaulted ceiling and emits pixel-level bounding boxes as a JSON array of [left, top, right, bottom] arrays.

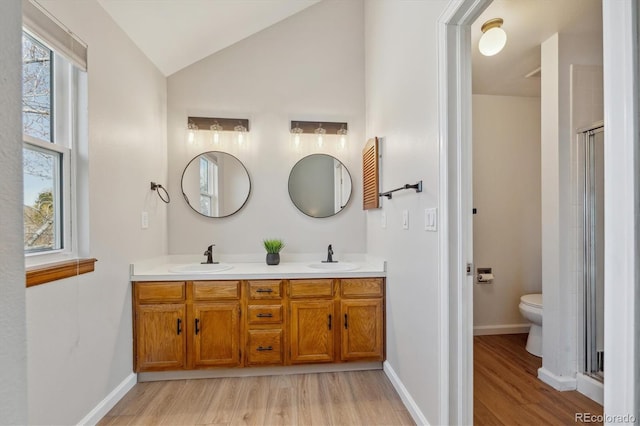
[[97, 0, 320, 76], [97, 0, 602, 96]]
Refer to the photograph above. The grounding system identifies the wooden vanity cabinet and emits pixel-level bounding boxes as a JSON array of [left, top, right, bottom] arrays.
[[191, 281, 241, 368], [245, 280, 284, 366], [133, 280, 242, 372], [134, 282, 187, 371], [289, 279, 336, 364], [133, 276, 385, 373], [340, 279, 385, 361]]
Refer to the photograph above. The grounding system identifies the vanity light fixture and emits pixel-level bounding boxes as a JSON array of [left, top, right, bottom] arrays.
[[187, 116, 250, 146], [479, 18, 507, 56], [290, 120, 348, 149], [186, 120, 198, 144], [209, 121, 223, 144]]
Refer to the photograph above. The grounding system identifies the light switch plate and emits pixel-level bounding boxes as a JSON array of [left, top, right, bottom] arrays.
[[141, 211, 149, 229], [402, 210, 409, 230], [424, 208, 437, 231]]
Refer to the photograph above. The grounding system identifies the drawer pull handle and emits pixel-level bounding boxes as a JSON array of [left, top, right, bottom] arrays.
[[256, 313, 273, 318], [176, 318, 182, 335], [195, 318, 200, 335], [344, 314, 348, 329], [256, 288, 274, 293], [257, 346, 273, 351], [328, 314, 332, 330]]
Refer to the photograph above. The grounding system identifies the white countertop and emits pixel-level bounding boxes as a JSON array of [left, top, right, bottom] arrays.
[[130, 254, 386, 282]]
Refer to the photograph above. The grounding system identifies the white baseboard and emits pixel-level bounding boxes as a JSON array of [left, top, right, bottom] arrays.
[[576, 373, 604, 405], [383, 361, 430, 426], [537, 367, 577, 391], [138, 362, 381, 382], [473, 324, 530, 336], [77, 372, 137, 426]]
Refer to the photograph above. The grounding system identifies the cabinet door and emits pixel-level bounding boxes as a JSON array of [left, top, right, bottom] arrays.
[[192, 302, 241, 367], [290, 300, 334, 363], [135, 304, 186, 371], [341, 299, 384, 361]]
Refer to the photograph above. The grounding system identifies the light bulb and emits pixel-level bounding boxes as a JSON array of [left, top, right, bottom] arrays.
[[294, 134, 300, 146], [210, 122, 223, 145], [186, 121, 198, 144]]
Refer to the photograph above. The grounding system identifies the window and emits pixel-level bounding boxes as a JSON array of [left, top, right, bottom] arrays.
[[22, 22, 86, 263], [199, 156, 219, 217]]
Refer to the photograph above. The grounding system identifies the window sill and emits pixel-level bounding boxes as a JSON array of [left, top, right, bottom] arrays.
[[26, 258, 97, 288]]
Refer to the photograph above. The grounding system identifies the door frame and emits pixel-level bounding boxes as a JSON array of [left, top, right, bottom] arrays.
[[437, 1, 491, 423], [438, 0, 640, 423]]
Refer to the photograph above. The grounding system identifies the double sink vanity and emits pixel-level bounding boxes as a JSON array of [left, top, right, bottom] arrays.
[[130, 256, 386, 380]]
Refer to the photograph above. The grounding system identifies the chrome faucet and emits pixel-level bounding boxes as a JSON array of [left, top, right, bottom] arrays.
[[202, 244, 218, 264], [323, 244, 337, 263]]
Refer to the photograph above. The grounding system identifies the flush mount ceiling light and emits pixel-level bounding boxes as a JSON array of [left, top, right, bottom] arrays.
[[479, 18, 507, 56]]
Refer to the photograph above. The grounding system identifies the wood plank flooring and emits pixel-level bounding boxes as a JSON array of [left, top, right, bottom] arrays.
[[474, 334, 604, 425], [101, 335, 604, 425], [98, 370, 415, 425]]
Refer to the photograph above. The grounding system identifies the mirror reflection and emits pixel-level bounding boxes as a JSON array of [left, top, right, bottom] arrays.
[[181, 151, 251, 218], [288, 154, 352, 218]]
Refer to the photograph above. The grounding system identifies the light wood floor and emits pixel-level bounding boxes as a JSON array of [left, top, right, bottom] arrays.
[[101, 335, 604, 425], [98, 370, 415, 426], [474, 334, 604, 425]]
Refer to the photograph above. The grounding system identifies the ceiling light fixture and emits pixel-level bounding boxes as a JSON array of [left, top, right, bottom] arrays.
[[479, 18, 507, 56]]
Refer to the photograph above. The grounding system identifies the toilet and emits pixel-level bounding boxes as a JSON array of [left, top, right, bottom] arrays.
[[519, 293, 543, 357]]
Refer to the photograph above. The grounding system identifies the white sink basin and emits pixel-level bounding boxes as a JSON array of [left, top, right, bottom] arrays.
[[169, 263, 233, 273], [307, 262, 360, 271]]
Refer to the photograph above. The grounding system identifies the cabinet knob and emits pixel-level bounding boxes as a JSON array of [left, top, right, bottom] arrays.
[[195, 318, 200, 335], [176, 318, 182, 335], [328, 314, 332, 330]]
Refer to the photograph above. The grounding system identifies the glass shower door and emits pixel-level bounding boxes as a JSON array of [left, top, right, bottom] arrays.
[[583, 124, 604, 380]]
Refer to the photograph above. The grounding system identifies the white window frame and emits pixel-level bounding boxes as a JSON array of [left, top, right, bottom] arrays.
[[23, 32, 81, 267]]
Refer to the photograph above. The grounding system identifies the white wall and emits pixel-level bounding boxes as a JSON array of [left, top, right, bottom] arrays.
[[167, 0, 365, 257], [472, 95, 541, 332], [365, 1, 448, 423], [0, 0, 28, 424], [540, 31, 602, 387], [25, 1, 168, 424]]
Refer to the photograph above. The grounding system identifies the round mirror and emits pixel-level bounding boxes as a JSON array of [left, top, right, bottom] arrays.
[[181, 151, 251, 218], [288, 154, 352, 218]]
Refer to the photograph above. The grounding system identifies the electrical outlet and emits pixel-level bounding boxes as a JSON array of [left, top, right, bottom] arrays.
[[402, 210, 409, 230], [141, 211, 149, 229], [381, 211, 387, 229]]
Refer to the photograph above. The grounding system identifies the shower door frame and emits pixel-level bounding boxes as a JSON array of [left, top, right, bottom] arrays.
[[581, 121, 605, 381]]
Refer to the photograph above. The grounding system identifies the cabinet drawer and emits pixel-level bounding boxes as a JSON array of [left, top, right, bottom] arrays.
[[289, 279, 334, 299], [136, 282, 185, 304], [247, 305, 283, 325], [193, 281, 240, 301], [341, 278, 384, 298], [248, 280, 282, 299], [247, 329, 283, 365]]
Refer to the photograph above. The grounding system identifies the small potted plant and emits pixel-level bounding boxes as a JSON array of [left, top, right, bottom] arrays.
[[263, 239, 285, 265]]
